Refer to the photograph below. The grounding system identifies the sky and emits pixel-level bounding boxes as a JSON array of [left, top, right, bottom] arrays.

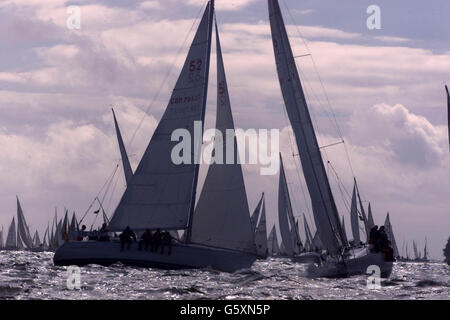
[[0, 0, 449, 259]]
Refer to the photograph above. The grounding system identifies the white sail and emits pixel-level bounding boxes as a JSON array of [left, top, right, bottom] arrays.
[[17, 232, 24, 249], [355, 180, 370, 241], [16, 197, 34, 249], [112, 109, 133, 185], [278, 154, 295, 255], [109, 1, 214, 231], [33, 230, 41, 248], [384, 212, 399, 258], [303, 214, 314, 251], [250, 193, 264, 233], [269, 0, 344, 255], [367, 202, 375, 229], [341, 215, 349, 247], [350, 183, 360, 245], [190, 22, 256, 254], [5, 217, 16, 248], [254, 197, 268, 257]]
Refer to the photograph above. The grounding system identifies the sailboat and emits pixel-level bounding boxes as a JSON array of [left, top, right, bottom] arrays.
[[278, 154, 320, 263], [383, 212, 399, 259], [254, 195, 268, 258], [16, 196, 34, 250], [0, 226, 3, 250], [268, 0, 392, 277], [4, 217, 17, 250], [54, 1, 257, 272], [267, 226, 280, 256]]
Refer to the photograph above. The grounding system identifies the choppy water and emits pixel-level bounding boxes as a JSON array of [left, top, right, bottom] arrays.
[[0, 250, 448, 300]]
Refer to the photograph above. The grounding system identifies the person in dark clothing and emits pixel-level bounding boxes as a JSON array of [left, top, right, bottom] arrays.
[[151, 228, 163, 252], [160, 231, 173, 255], [369, 226, 378, 245], [119, 226, 136, 251], [138, 229, 152, 251], [377, 226, 388, 248]]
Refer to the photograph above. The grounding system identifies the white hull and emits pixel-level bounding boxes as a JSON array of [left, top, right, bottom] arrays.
[[307, 246, 393, 278], [53, 240, 257, 273]]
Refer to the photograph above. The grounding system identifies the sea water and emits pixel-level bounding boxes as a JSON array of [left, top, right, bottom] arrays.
[[0, 251, 448, 299]]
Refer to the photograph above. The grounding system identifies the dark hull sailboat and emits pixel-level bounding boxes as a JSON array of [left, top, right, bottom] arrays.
[[268, 0, 392, 277], [54, 1, 257, 273]]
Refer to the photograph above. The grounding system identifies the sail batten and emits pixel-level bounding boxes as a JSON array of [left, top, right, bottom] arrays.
[[268, 0, 344, 254], [109, 2, 214, 231]]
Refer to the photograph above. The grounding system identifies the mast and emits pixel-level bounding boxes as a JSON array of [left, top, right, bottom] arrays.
[[446, 85, 449, 151], [268, 0, 345, 255]]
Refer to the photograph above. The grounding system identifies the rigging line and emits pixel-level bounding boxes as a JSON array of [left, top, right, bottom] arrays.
[[281, 0, 357, 183], [105, 167, 121, 221], [79, 164, 119, 224], [126, 1, 208, 153]]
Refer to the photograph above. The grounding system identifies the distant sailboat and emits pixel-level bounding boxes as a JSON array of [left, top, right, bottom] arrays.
[[16, 196, 34, 249], [54, 1, 257, 272], [254, 197, 268, 258], [383, 212, 399, 259], [5, 217, 17, 250], [268, 0, 392, 277], [367, 202, 375, 230], [0, 226, 3, 249]]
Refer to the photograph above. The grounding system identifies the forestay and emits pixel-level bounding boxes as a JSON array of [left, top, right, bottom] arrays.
[[268, 0, 344, 255], [109, 1, 214, 231], [189, 22, 256, 254]]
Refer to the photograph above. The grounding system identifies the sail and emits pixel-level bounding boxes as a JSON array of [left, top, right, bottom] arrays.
[[303, 214, 314, 251], [423, 238, 428, 260], [349, 183, 360, 245], [33, 230, 41, 248], [267, 226, 275, 255], [312, 230, 324, 251], [0, 227, 3, 249], [43, 224, 49, 249], [112, 109, 133, 185], [250, 193, 264, 233], [384, 212, 399, 258], [254, 197, 268, 257], [446, 85, 449, 151], [16, 197, 33, 249], [278, 154, 295, 255], [367, 202, 375, 229], [190, 21, 256, 254], [341, 215, 349, 247], [268, 0, 344, 254], [109, 1, 214, 231], [355, 179, 370, 240], [17, 232, 24, 249], [5, 217, 16, 248], [272, 228, 280, 254], [69, 213, 78, 240]]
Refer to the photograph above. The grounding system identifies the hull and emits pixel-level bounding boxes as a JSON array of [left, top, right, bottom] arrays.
[[53, 240, 256, 273], [291, 252, 321, 264], [307, 246, 393, 278]]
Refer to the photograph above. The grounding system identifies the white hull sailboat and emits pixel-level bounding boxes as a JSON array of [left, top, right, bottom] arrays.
[[268, 0, 392, 277], [55, 1, 257, 273]]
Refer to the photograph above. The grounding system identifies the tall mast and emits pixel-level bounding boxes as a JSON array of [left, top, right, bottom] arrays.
[[185, 0, 215, 243]]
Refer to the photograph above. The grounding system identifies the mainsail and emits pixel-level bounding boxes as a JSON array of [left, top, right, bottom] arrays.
[[109, 1, 214, 231], [341, 215, 349, 247], [254, 197, 268, 256], [190, 21, 256, 254], [5, 217, 16, 248], [446, 85, 449, 151], [112, 109, 133, 185], [269, 0, 344, 255], [250, 193, 264, 233], [367, 202, 375, 229], [349, 183, 360, 244], [278, 154, 295, 255], [355, 179, 370, 240], [16, 197, 33, 249], [303, 214, 314, 251], [384, 212, 399, 258]]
